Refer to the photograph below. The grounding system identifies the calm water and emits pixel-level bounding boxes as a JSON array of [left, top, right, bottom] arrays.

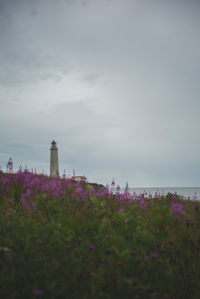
[[118, 187, 200, 200]]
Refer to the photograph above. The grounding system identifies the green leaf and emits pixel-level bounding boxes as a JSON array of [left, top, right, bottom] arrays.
[[111, 236, 127, 250], [111, 245, 120, 256], [155, 230, 168, 243], [120, 249, 130, 258], [90, 197, 101, 208], [137, 230, 156, 248], [97, 291, 111, 299]]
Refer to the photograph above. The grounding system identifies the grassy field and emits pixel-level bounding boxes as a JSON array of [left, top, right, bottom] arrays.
[[0, 170, 200, 299]]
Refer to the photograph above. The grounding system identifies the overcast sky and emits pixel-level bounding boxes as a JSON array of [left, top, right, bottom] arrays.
[[0, 0, 200, 187]]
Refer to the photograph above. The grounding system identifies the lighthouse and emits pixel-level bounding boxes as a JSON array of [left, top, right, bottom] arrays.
[[50, 140, 59, 177]]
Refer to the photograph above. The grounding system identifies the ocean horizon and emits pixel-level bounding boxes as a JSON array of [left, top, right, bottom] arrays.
[[116, 187, 200, 200]]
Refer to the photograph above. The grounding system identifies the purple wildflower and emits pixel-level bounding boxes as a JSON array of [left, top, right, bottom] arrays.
[[151, 253, 158, 259], [7, 197, 13, 204], [111, 178, 115, 186], [171, 203, 186, 216], [116, 185, 120, 192], [88, 245, 95, 251], [33, 289, 44, 296], [6, 208, 13, 216], [75, 186, 83, 194], [171, 193, 177, 200], [139, 198, 148, 211], [105, 248, 112, 255]]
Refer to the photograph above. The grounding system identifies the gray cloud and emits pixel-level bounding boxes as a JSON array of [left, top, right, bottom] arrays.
[[0, 0, 200, 186]]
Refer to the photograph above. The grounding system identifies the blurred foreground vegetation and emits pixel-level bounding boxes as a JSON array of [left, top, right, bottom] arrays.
[[0, 171, 200, 299]]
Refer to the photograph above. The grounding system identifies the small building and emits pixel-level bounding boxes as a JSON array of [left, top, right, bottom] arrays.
[[71, 176, 87, 182]]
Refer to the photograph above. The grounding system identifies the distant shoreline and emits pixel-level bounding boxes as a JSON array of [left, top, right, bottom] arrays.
[[113, 187, 200, 200]]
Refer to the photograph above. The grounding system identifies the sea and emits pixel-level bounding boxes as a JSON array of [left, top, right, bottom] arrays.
[[117, 187, 200, 200]]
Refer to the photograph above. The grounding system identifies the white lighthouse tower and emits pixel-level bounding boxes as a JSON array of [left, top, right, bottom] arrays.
[[50, 140, 59, 177]]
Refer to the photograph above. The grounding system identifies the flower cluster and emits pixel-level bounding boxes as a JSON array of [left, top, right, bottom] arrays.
[[171, 202, 187, 216]]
